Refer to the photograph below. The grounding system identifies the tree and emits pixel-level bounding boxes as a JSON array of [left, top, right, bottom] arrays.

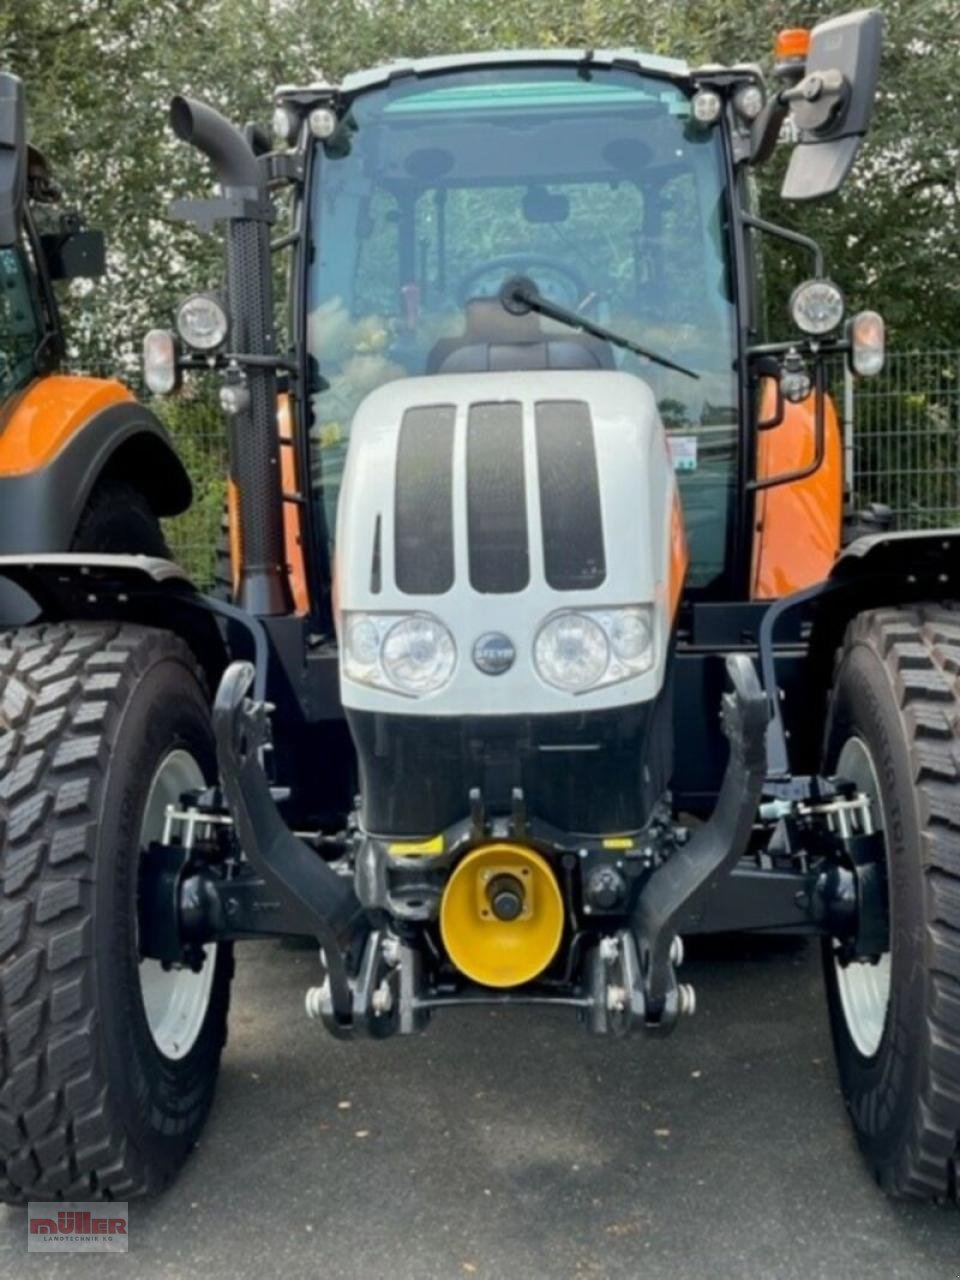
[[3, 0, 956, 364]]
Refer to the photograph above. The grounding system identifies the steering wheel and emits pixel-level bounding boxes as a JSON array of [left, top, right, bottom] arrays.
[[457, 254, 589, 309]]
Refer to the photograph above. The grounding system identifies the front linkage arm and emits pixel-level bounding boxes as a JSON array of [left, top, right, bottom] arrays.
[[213, 661, 370, 1036], [633, 654, 770, 1030]]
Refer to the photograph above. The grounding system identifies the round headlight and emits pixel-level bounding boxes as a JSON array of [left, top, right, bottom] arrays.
[[609, 608, 653, 662], [534, 613, 609, 692], [381, 616, 456, 695], [789, 279, 845, 336], [175, 293, 229, 352]]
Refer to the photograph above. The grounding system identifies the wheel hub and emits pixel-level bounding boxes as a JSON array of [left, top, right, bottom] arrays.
[[833, 735, 891, 1058], [137, 749, 216, 1060]]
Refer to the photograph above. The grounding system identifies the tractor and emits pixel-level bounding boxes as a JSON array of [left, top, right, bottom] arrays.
[[2, 11, 958, 1204]]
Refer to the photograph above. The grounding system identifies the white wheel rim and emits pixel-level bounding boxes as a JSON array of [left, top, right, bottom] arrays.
[[138, 749, 216, 1060], [833, 735, 891, 1059]]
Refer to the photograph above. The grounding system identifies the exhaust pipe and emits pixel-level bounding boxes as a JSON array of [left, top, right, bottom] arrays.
[[170, 96, 261, 191], [170, 96, 291, 616]]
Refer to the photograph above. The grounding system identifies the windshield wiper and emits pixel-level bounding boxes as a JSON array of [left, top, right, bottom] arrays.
[[499, 275, 699, 381]]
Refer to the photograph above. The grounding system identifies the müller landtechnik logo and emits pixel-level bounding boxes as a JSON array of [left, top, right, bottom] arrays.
[[27, 1202, 129, 1253]]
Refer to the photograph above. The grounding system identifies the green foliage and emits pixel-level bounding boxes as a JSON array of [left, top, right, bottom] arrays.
[[2, 0, 957, 575], [4, 0, 957, 361]]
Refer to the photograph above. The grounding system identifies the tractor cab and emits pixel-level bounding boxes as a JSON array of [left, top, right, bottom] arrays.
[[0, 73, 106, 409], [303, 61, 739, 595]]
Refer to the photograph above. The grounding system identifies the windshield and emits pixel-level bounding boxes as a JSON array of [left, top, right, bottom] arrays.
[[307, 65, 739, 592], [0, 245, 43, 403]]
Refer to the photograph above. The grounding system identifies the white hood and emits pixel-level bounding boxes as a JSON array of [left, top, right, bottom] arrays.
[[336, 369, 679, 716]]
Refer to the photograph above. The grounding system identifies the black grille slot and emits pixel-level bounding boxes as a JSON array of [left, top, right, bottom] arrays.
[[395, 405, 455, 595], [467, 402, 529, 594], [535, 400, 606, 590]]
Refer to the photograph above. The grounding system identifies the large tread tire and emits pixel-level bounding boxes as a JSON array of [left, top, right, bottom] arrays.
[[0, 622, 231, 1202], [823, 604, 960, 1200]]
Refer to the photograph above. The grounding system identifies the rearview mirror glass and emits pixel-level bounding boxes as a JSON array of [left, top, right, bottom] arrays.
[[40, 227, 106, 280], [522, 186, 570, 224], [781, 9, 882, 202]]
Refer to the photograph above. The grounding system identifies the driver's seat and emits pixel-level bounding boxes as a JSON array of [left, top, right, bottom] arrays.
[[426, 298, 615, 375]]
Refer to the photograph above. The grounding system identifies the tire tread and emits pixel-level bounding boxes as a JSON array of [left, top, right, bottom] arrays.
[[0, 621, 214, 1201], [841, 604, 960, 1199]]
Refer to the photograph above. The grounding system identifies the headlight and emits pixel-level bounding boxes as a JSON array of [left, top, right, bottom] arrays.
[[143, 329, 180, 396], [342, 612, 456, 697], [534, 606, 655, 694], [175, 292, 229, 352], [789, 279, 845, 336], [534, 614, 609, 692]]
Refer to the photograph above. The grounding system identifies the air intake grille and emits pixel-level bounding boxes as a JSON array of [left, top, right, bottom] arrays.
[[395, 404, 455, 595], [392, 398, 605, 595], [535, 400, 606, 590], [467, 402, 529, 594]]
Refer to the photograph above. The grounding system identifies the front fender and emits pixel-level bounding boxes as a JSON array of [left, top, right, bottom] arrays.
[[0, 553, 234, 696], [764, 530, 960, 774], [0, 375, 192, 552]]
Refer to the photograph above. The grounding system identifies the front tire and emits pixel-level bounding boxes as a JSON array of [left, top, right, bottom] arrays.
[[823, 606, 960, 1200], [0, 623, 231, 1201]]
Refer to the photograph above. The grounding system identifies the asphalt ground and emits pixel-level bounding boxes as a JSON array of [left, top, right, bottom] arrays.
[[3, 935, 960, 1279]]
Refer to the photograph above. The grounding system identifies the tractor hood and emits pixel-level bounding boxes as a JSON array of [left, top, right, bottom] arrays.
[[335, 369, 680, 717]]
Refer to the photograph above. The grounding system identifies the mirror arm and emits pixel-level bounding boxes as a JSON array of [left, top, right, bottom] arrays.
[[741, 211, 825, 277], [748, 97, 788, 167]]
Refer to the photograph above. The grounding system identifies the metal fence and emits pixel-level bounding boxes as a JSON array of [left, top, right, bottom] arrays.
[[844, 350, 960, 530]]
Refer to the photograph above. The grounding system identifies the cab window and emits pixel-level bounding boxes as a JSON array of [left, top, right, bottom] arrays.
[[0, 246, 43, 401], [307, 66, 739, 593]]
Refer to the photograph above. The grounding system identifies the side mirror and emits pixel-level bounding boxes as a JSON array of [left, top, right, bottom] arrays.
[[0, 72, 26, 247], [40, 221, 106, 280], [781, 9, 882, 201]]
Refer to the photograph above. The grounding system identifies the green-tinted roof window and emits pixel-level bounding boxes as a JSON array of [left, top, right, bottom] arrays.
[[383, 79, 690, 117]]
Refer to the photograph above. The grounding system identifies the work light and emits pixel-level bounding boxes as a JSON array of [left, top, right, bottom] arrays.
[[175, 293, 229, 352], [691, 89, 722, 124], [308, 106, 338, 140], [789, 279, 845, 336], [272, 104, 299, 144], [733, 83, 765, 121]]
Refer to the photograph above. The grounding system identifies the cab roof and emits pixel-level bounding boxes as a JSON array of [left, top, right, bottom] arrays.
[[278, 48, 693, 105]]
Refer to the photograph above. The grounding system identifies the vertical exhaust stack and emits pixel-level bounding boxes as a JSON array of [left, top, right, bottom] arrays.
[[169, 95, 291, 616]]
